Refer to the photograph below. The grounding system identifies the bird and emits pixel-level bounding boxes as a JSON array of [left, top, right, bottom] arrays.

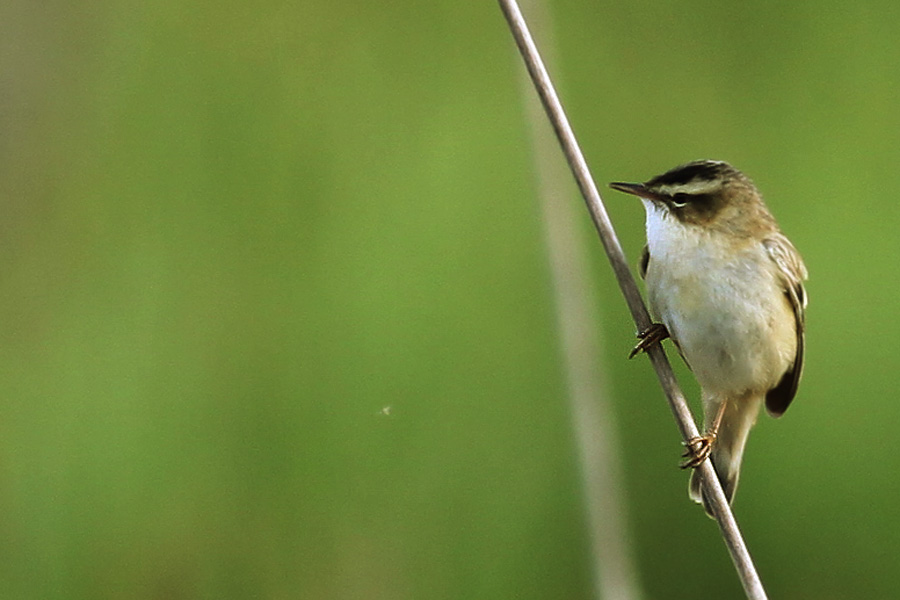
[[609, 160, 807, 515]]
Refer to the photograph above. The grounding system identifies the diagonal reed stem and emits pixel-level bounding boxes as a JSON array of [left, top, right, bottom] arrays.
[[498, 1, 768, 598], [516, 2, 643, 598]]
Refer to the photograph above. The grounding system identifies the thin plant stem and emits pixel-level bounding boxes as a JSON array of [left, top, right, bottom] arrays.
[[498, 1, 768, 598], [517, 1, 643, 599]]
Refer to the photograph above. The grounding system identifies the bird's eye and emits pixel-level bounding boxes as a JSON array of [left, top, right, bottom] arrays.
[[670, 193, 691, 208]]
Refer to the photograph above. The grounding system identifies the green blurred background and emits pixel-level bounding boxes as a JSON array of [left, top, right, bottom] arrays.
[[1, 0, 897, 598]]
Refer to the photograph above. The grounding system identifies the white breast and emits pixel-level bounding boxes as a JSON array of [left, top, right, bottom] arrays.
[[642, 202, 796, 396]]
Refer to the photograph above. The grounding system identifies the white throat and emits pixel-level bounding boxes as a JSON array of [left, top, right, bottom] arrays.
[[642, 199, 696, 258]]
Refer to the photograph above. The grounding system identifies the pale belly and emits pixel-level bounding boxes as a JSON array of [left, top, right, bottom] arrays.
[[646, 250, 796, 397]]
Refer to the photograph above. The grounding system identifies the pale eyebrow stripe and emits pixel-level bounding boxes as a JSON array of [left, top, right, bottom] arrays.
[[656, 179, 720, 196]]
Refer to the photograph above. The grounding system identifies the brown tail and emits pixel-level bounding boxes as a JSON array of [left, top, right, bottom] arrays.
[[689, 394, 763, 517]]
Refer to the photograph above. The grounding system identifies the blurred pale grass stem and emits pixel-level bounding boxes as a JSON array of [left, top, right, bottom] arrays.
[[498, 1, 768, 598], [516, 1, 642, 599]]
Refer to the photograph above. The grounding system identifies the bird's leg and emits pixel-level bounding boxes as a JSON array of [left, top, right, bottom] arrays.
[[628, 322, 670, 359], [680, 399, 728, 469]]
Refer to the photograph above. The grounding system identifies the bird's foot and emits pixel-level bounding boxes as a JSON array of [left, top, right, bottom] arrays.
[[679, 433, 716, 469], [628, 322, 670, 359]]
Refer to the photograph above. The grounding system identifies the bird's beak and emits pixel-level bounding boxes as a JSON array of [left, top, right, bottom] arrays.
[[609, 181, 664, 203]]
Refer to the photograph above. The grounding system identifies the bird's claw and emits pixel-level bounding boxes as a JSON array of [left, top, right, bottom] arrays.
[[679, 434, 716, 469], [628, 322, 670, 359]]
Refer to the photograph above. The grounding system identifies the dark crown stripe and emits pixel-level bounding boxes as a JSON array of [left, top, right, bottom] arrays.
[[646, 160, 735, 187]]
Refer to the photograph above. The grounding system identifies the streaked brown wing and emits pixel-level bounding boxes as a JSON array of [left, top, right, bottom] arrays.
[[763, 233, 808, 417]]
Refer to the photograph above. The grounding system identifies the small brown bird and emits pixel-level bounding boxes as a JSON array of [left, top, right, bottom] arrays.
[[610, 160, 808, 515]]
